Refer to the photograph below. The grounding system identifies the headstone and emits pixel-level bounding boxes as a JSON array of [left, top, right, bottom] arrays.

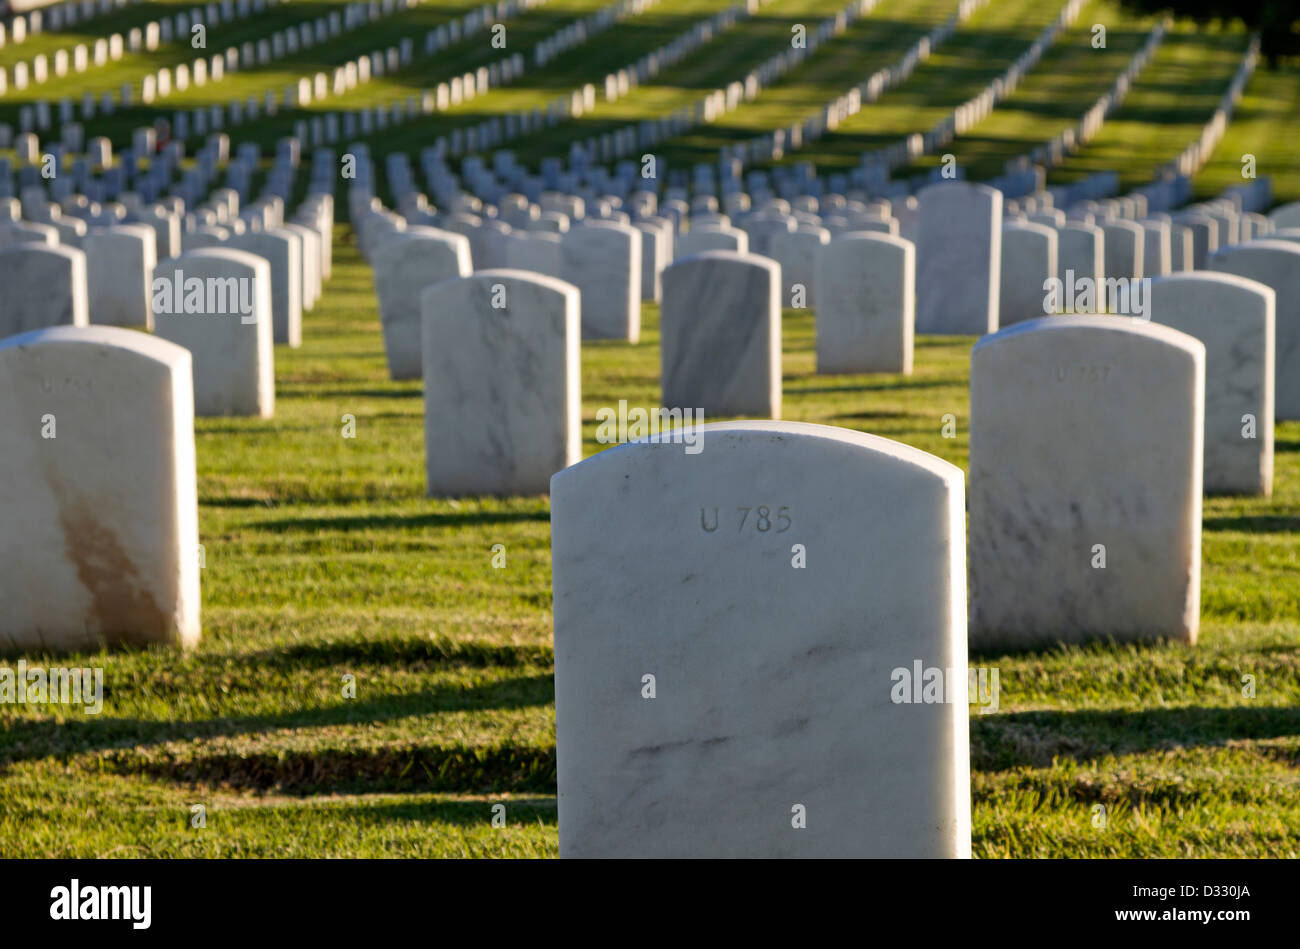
[[1208, 240, 1300, 420], [421, 271, 581, 495], [0, 245, 88, 334], [815, 233, 913, 374], [85, 225, 157, 328], [151, 249, 275, 417], [231, 229, 301, 346], [551, 420, 970, 857], [969, 316, 1204, 646], [660, 251, 780, 418], [372, 228, 471, 379], [0, 326, 200, 651], [677, 226, 747, 257], [1149, 273, 1274, 495], [1056, 221, 1104, 289], [560, 221, 641, 341], [1101, 220, 1145, 281], [999, 221, 1057, 327], [769, 228, 829, 308], [916, 182, 1001, 334]]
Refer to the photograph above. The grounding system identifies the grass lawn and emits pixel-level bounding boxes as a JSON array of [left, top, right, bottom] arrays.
[[1, 0, 1299, 859], [1, 220, 1297, 857]]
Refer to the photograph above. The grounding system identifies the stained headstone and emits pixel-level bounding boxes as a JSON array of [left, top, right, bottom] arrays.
[[0, 326, 201, 651]]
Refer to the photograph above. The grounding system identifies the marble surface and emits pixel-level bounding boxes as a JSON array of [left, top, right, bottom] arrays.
[[504, 232, 565, 280], [561, 221, 641, 342], [1149, 273, 1274, 495], [1139, 218, 1172, 277], [231, 228, 302, 347], [769, 227, 830, 307], [0, 244, 88, 336], [0, 325, 200, 651], [551, 420, 969, 857], [1268, 201, 1300, 230], [372, 227, 472, 380], [1180, 215, 1218, 270], [283, 222, 321, 311], [999, 221, 1057, 328], [1209, 240, 1300, 420], [634, 218, 672, 303], [676, 225, 747, 258], [1101, 219, 1145, 281], [740, 213, 796, 256], [815, 232, 913, 374], [660, 250, 781, 419], [916, 181, 1001, 335], [151, 249, 275, 418], [1056, 222, 1103, 286], [969, 316, 1204, 646], [421, 270, 581, 496], [85, 224, 157, 329]]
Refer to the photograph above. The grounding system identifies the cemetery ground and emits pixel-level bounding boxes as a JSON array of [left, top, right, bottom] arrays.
[[1, 225, 1298, 858]]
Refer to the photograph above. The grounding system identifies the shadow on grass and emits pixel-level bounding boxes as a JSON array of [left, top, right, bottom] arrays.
[[971, 705, 1300, 771], [298, 796, 557, 828], [1202, 514, 1300, 534], [248, 508, 550, 532], [0, 672, 554, 772], [793, 378, 961, 395], [249, 636, 554, 670], [109, 741, 557, 795]]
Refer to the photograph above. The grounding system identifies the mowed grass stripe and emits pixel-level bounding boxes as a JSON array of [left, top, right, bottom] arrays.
[[348, 0, 861, 167], [0, 0, 291, 69], [0, 0, 457, 113], [638, 0, 962, 168], [1193, 62, 1300, 205], [1041, 20, 1250, 191], [758, 0, 1084, 173], [896, 0, 1159, 182], [489, 0, 960, 167]]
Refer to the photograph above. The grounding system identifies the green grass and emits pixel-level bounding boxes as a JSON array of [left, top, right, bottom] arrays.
[[2, 0, 1300, 859], [1, 225, 1298, 857]]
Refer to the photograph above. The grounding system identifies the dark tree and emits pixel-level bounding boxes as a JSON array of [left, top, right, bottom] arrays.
[[1119, 0, 1300, 66]]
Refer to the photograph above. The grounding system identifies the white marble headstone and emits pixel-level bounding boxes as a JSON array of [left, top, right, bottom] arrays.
[[0, 325, 200, 651], [561, 221, 641, 341], [421, 271, 580, 496], [551, 420, 969, 857], [969, 316, 1204, 646], [814, 232, 913, 374], [916, 181, 1001, 335], [151, 249, 275, 417], [1208, 240, 1300, 420], [372, 227, 471, 379], [660, 250, 780, 419], [1148, 273, 1274, 496], [0, 244, 88, 335]]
